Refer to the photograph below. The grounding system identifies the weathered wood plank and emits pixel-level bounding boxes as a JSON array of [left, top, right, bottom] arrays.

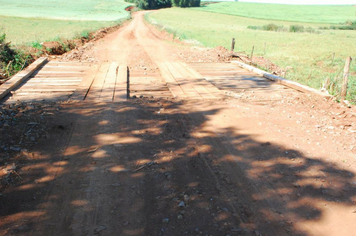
[[15, 88, 77, 92], [165, 62, 201, 99], [70, 64, 100, 101], [157, 62, 187, 98], [114, 64, 128, 102], [173, 62, 216, 99], [179, 62, 222, 97], [100, 62, 118, 102], [130, 85, 168, 91], [85, 63, 111, 101], [0, 57, 48, 100]]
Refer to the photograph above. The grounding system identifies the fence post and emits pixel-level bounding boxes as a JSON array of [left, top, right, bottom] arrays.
[[250, 46, 254, 65], [231, 38, 235, 53], [340, 56, 352, 100]]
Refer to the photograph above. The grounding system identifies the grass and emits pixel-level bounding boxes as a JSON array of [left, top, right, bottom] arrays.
[[0, 15, 125, 45], [147, 7, 356, 102], [0, 0, 131, 21], [197, 2, 356, 24]]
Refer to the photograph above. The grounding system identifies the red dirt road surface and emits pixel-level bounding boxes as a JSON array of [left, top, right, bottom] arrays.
[[1, 12, 356, 236]]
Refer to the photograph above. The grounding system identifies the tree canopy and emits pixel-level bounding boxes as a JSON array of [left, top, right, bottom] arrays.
[[128, 0, 200, 10]]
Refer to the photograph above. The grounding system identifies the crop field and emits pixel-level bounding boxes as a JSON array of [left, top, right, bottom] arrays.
[[147, 5, 356, 102], [0, 0, 131, 45], [0, 0, 131, 21], [198, 2, 356, 24]]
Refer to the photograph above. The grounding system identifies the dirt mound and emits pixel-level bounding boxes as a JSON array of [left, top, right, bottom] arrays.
[[42, 41, 66, 55]]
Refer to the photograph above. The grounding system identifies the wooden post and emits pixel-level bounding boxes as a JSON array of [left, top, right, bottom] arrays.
[[250, 46, 254, 64], [323, 77, 331, 90], [340, 56, 352, 100], [231, 38, 235, 53]]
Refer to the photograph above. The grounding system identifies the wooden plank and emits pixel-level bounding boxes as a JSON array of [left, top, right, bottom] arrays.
[[157, 62, 187, 98], [0, 57, 48, 100], [165, 62, 201, 99], [100, 62, 118, 102], [18, 84, 78, 89], [8, 93, 72, 103], [15, 88, 76, 92], [33, 71, 86, 75], [130, 85, 168, 91], [31, 75, 84, 79], [130, 91, 172, 98], [11, 92, 72, 96], [85, 63, 110, 101], [70, 64, 100, 102], [113, 64, 128, 102], [39, 67, 89, 72], [25, 82, 81, 86], [173, 62, 215, 99], [179, 62, 222, 96], [46, 62, 92, 66], [26, 78, 82, 82]]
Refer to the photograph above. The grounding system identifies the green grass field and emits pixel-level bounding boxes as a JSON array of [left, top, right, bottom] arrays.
[[0, 0, 131, 45], [147, 6, 356, 102], [198, 2, 356, 24], [0, 16, 123, 46], [0, 0, 131, 21]]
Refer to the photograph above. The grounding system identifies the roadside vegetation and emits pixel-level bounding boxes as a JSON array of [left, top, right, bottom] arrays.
[[0, 34, 32, 83], [147, 6, 356, 103]]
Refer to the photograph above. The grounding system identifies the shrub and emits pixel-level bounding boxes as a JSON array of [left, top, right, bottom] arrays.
[[305, 27, 315, 33], [130, 0, 172, 9], [289, 25, 304, 33], [248, 24, 286, 32], [172, 0, 200, 7], [329, 20, 356, 30], [247, 25, 261, 30], [0, 33, 32, 79], [262, 23, 279, 31]]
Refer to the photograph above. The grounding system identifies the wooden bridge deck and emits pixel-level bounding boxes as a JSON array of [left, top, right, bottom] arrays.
[[2, 60, 289, 104]]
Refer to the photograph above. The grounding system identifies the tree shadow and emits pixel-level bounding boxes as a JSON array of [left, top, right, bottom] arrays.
[[0, 98, 355, 235]]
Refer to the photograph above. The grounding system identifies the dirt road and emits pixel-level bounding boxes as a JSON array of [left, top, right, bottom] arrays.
[[1, 12, 356, 236]]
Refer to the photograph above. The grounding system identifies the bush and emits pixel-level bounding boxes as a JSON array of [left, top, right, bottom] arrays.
[[247, 25, 261, 30], [262, 23, 279, 31], [328, 20, 356, 30], [289, 25, 304, 33], [305, 27, 315, 33], [0, 33, 31, 80], [248, 24, 286, 32], [130, 0, 172, 9], [172, 0, 200, 7]]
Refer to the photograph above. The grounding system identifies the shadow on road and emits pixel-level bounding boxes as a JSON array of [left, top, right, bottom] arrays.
[[0, 99, 355, 235]]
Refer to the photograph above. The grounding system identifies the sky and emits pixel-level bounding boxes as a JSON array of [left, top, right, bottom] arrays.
[[239, 0, 356, 4]]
